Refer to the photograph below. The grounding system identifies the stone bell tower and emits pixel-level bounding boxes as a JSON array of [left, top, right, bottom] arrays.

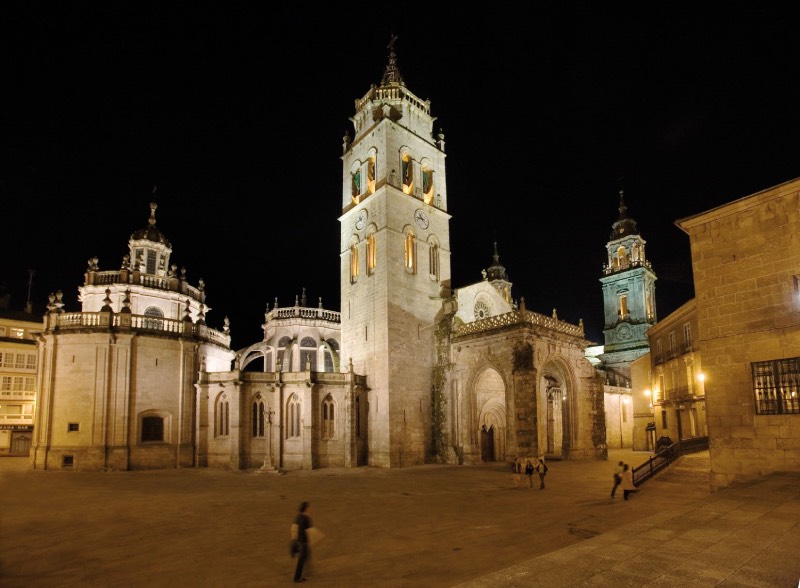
[[599, 191, 657, 386], [339, 37, 451, 467]]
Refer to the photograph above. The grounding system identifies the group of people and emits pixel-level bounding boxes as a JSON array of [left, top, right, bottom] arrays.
[[611, 460, 638, 500], [512, 457, 548, 489]]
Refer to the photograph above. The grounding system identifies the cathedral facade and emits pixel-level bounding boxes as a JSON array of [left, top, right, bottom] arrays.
[[30, 45, 623, 471]]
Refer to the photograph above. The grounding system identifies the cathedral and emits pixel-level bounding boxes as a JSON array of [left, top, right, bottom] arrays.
[[30, 44, 657, 471]]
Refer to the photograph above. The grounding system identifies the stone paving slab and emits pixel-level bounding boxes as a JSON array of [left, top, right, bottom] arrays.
[[1, 451, 799, 587]]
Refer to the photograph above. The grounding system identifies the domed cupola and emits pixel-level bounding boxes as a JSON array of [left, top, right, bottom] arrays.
[[610, 190, 639, 240], [484, 242, 513, 303], [127, 202, 173, 276]]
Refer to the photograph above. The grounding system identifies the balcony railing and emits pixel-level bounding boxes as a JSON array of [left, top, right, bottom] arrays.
[[85, 270, 204, 303], [44, 311, 230, 348]]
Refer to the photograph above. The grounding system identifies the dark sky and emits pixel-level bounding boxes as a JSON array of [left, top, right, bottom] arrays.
[[3, 4, 799, 349]]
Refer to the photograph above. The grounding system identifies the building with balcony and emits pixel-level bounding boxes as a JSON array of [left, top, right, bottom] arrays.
[[0, 308, 40, 455], [644, 298, 707, 448]]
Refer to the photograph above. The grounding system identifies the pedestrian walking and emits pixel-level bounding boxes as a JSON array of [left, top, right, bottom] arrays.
[[620, 463, 638, 500], [611, 460, 624, 497], [536, 457, 548, 489], [291, 501, 313, 583], [525, 459, 534, 488]]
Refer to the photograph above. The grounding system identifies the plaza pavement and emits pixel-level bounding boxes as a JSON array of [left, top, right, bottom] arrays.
[[0, 449, 798, 587]]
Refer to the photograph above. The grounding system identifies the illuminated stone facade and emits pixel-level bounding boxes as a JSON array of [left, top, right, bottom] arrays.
[[677, 177, 800, 490]]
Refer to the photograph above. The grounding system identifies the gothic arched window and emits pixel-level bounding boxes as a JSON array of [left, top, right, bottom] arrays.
[[287, 395, 301, 438], [322, 394, 335, 439], [252, 394, 265, 437], [216, 394, 229, 437], [428, 240, 439, 281]]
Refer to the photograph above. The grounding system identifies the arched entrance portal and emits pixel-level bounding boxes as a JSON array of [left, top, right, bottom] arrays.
[[475, 367, 507, 462], [540, 359, 573, 459]]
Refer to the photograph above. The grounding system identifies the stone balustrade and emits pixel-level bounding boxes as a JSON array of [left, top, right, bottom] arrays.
[[454, 309, 584, 339], [45, 311, 230, 347]]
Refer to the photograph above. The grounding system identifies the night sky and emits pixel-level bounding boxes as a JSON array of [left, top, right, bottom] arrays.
[[3, 5, 799, 349]]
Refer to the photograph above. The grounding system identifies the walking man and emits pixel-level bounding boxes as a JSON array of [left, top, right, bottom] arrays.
[[292, 501, 313, 583]]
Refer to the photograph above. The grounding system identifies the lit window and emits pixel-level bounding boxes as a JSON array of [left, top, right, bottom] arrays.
[[367, 157, 376, 195], [367, 234, 376, 274], [404, 230, 416, 272], [752, 358, 800, 415], [26, 354, 36, 369], [350, 243, 359, 283], [618, 293, 628, 318], [683, 323, 692, 351]]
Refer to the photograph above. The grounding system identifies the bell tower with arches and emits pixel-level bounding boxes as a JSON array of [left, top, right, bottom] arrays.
[[599, 191, 657, 386], [339, 38, 452, 467]]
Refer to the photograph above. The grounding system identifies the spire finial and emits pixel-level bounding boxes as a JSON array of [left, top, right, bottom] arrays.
[[618, 189, 627, 218], [493, 241, 500, 264], [149, 201, 157, 226], [380, 34, 404, 86]]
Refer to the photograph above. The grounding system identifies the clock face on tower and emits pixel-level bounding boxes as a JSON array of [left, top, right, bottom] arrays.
[[354, 209, 367, 230], [414, 209, 429, 229]]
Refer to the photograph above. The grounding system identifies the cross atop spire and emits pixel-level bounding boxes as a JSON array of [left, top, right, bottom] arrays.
[[380, 34, 404, 87]]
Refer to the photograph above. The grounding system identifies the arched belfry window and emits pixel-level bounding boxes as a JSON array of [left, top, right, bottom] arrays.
[[422, 164, 434, 205], [404, 228, 416, 272], [367, 155, 376, 195], [401, 154, 413, 195], [616, 245, 628, 269], [287, 394, 301, 439], [367, 232, 376, 274], [322, 394, 335, 439]]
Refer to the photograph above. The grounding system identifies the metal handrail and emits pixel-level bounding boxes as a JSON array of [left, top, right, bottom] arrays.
[[631, 436, 709, 487]]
